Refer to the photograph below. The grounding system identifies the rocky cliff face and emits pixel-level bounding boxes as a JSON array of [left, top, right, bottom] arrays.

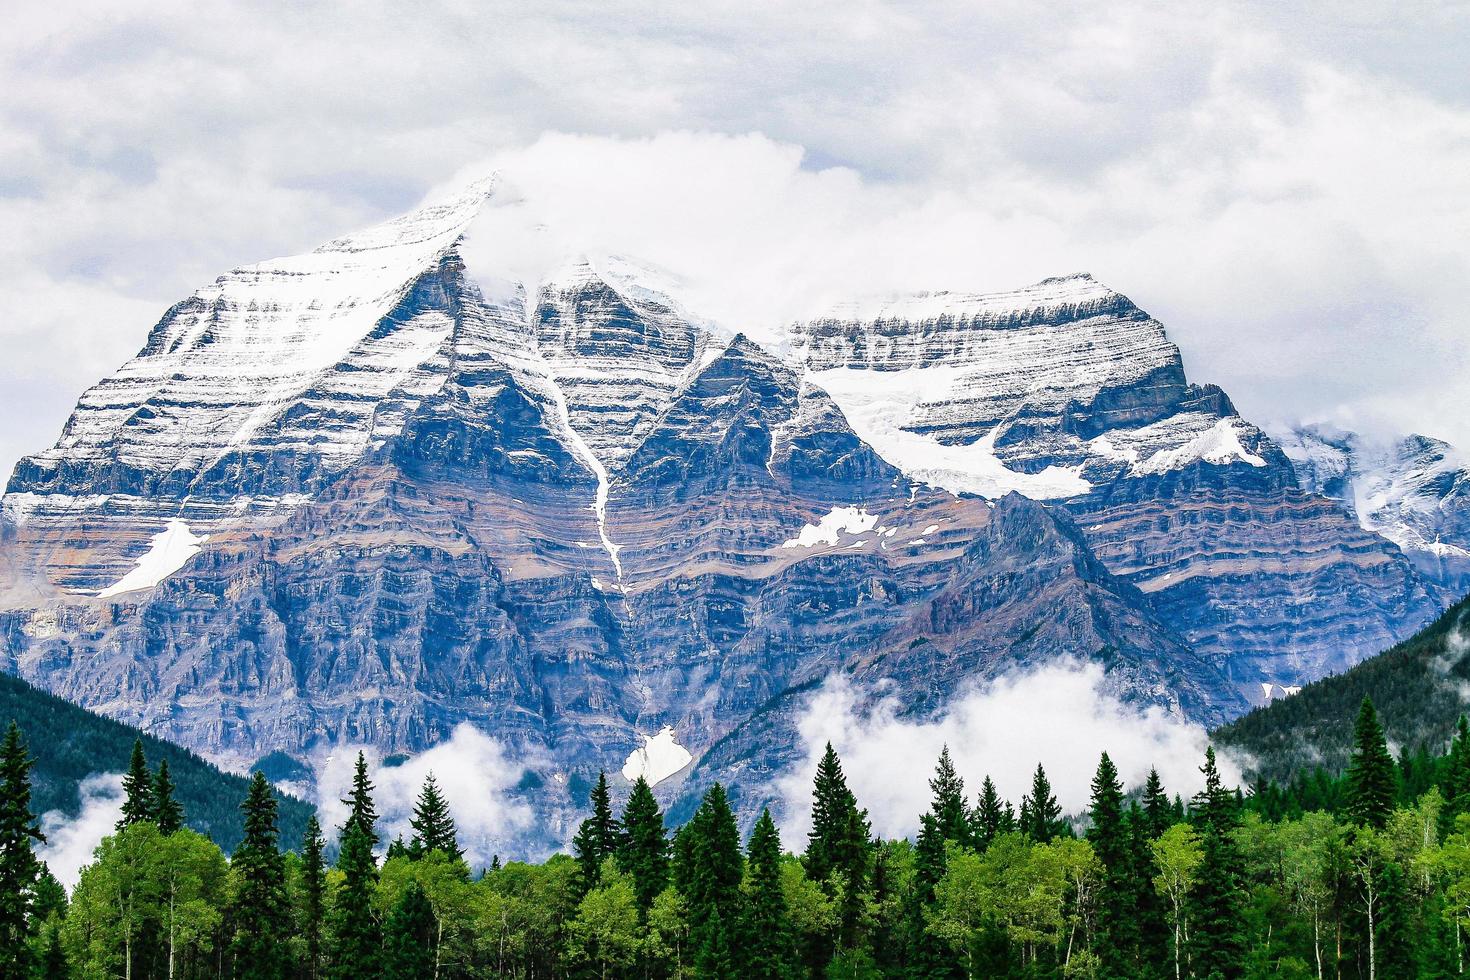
[[0, 181, 1448, 839], [1274, 424, 1470, 594]]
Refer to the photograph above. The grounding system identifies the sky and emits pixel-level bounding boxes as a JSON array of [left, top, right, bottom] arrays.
[[3, 1, 1469, 480]]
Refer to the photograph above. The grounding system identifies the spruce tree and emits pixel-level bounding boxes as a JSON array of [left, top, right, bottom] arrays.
[[572, 770, 621, 893], [617, 775, 669, 914], [803, 742, 872, 951], [1020, 763, 1063, 842], [928, 746, 969, 844], [679, 783, 743, 979], [740, 808, 795, 978], [300, 815, 327, 980], [1142, 766, 1172, 839], [409, 773, 462, 862], [329, 752, 382, 979], [116, 738, 153, 829], [1346, 697, 1398, 830], [1088, 752, 1140, 978], [0, 723, 44, 980], [908, 812, 963, 979], [1188, 747, 1246, 979], [230, 771, 290, 980], [971, 775, 1009, 852], [38, 922, 66, 979], [152, 759, 183, 835], [382, 881, 436, 980]]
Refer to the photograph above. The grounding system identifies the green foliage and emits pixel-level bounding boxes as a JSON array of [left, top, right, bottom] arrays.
[[151, 759, 183, 836], [328, 753, 381, 979], [617, 775, 669, 915], [117, 740, 153, 831], [298, 815, 326, 979], [229, 771, 289, 979], [0, 722, 43, 979], [1346, 697, 1400, 830], [1020, 763, 1066, 843], [381, 881, 434, 980], [408, 772, 461, 863], [0, 672, 310, 851], [741, 808, 796, 978], [572, 770, 621, 894]]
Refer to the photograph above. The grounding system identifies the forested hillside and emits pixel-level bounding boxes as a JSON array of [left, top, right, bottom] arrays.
[[1216, 592, 1470, 780], [0, 671, 312, 851]]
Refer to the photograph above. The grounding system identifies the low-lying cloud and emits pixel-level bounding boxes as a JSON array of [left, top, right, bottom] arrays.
[[773, 659, 1245, 843], [37, 772, 124, 890], [312, 722, 538, 870]]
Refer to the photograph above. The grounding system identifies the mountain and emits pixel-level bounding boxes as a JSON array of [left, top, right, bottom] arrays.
[[0, 179, 1449, 837], [0, 671, 313, 853], [1274, 424, 1470, 593], [792, 279, 1445, 692], [1214, 593, 1470, 782]]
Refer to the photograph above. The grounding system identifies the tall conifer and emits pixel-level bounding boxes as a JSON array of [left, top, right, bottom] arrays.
[[117, 739, 153, 829], [929, 746, 969, 844], [1346, 697, 1398, 830], [1188, 747, 1246, 978], [1020, 763, 1064, 842], [0, 723, 43, 980], [152, 758, 183, 834], [230, 771, 289, 980], [329, 752, 381, 979], [617, 776, 669, 914], [300, 814, 327, 980], [679, 783, 743, 979], [572, 771, 621, 893], [803, 743, 872, 951], [740, 808, 795, 978], [971, 775, 1010, 852], [1089, 752, 1140, 977], [409, 773, 461, 861], [382, 882, 435, 980]]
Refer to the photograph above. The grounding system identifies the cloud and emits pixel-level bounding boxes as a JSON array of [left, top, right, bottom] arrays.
[[37, 772, 124, 890], [771, 660, 1245, 842], [311, 722, 538, 870], [3, 1, 1470, 481]]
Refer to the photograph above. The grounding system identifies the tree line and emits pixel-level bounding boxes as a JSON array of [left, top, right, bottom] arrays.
[[2, 696, 1470, 977]]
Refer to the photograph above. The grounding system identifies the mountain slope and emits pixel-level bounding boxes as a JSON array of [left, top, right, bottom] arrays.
[[1213, 593, 1470, 781], [0, 671, 312, 852]]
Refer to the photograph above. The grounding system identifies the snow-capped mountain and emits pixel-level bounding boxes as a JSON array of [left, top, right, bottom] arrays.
[[1275, 424, 1470, 592], [0, 179, 1450, 834]]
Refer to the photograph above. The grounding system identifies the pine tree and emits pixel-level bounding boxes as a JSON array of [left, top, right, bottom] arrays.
[[617, 775, 669, 915], [152, 758, 184, 835], [929, 746, 969, 845], [740, 808, 795, 978], [803, 742, 872, 951], [0, 722, 44, 980], [116, 738, 153, 830], [1346, 697, 1398, 830], [385, 834, 408, 861], [409, 773, 462, 862], [908, 812, 963, 979], [971, 775, 1009, 852], [572, 770, 621, 893], [1188, 747, 1246, 979], [382, 881, 435, 980], [230, 771, 290, 980], [1089, 752, 1140, 978], [329, 752, 381, 979], [1020, 763, 1064, 842], [38, 921, 67, 979], [300, 815, 327, 980], [1142, 767, 1172, 839], [678, 783, 743, 979]]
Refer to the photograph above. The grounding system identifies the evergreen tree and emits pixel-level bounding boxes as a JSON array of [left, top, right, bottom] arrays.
[[0, 723, 43, 980], [329, 752, 381, 979], [803, 742, 873, 951], [1089, 752, 1140, 978], [408, 773, 462, 862], [1142, 767, 1172, 838], [1188, 747, 1246, 979], [928, 746, 969, 845], [151, 759, 183, 835], [385, 834, 408, 861], [970, 775, 1010, 852], [572, 771, 621, 893], [1020, 763, 1064, 842], [230, 771, 290, 980], [300, 815, 327, 980], [677, 783, 743, 979], [908, 813, 963, 980], [382, 881, 435, 980], [38, 921, 66, 979], [116, 738, 153, 830], [1345, 697, 1398, 830], [740, 808, 795, 978], [616, 775, 669, 915]]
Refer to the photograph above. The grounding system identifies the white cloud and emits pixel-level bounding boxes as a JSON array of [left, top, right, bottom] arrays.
[[37, 772, 124, 891], [3, 1, 1469, 480], [772, 661, 1245, 842], [311, 722, 538, 870]]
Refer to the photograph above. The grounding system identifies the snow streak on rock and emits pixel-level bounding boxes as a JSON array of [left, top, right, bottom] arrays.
[[621, 726, 692, 786], [97, 519, 207, 598]]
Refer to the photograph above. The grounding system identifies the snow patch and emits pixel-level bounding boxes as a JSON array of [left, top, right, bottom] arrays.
[[782, 506, 879, 548], [621, 726, 692, 786], [1134, 418, 1266, 475], [812, 367, 1091, 499], [97, 519, 208, 598]]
